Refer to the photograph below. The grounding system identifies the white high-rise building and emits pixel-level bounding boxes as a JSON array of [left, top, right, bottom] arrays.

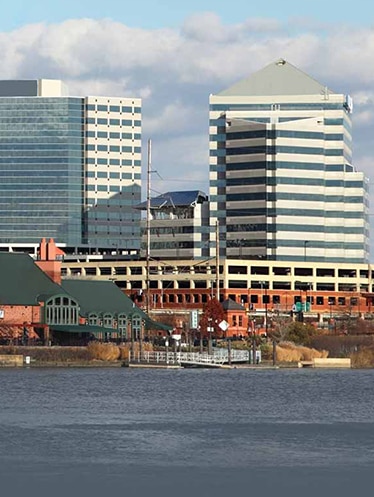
[[209, 59, 369, 263], [84, 95, 141, 251]]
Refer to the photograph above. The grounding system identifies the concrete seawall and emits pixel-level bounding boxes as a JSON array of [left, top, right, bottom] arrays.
[[299, 358, 351, 368], [0, 355, 24, 367]]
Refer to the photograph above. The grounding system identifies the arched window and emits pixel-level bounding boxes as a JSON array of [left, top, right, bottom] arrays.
[[88, 313, 99, 326], [45, 295, 79, 325], [131, 314, 142, 340], [103, 313, 113, 328], [118, 313, 128, 341]]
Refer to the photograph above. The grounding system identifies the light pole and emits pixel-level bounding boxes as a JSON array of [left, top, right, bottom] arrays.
[[304, 240, 309, 262], [261, 281, 269, 337], [295, 280, 306, 322], [207, 318, 214, 355], [165, 336, 169, 364]]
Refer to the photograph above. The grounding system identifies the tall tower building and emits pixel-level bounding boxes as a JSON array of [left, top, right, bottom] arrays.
[[209, 59, 369, 263], [0, 79, 141, 252]]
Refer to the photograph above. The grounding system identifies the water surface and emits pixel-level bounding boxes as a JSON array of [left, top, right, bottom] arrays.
[[0, 367, 373, 496]]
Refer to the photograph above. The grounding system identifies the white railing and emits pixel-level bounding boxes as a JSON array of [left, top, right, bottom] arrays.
[[130, 349, 254, 365]]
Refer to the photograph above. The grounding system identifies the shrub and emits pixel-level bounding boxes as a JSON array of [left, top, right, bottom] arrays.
[[260, 342, 273, 360], [282, 322, 316, 345], [276, 342, 328, 362], [118, 342, 154, 361], [87, 342, 120, 361], [351, 347, 374, 368], [0, 345, 91, 362]]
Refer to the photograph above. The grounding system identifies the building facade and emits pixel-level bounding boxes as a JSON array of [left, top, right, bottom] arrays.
[[209, 59, 369, 263], [0, 79, 141, 252], [61, 255, 374, 323], [136, 190, 210, 259]]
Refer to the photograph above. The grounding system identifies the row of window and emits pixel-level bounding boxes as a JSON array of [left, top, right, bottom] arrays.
[[224, 207, 365, 218], [225, 191, 364, 203], [86, 104, 141, 113], [85, 144, 141, 153], [86, 131, 141, 139], [87, 171, 135, 179], [86, 158, 141, 166], [223, 130, 346, 141], [210, 117, 351, 129], [86, 196, 140, 206], [226, 224, 366, 235], [244, 294, 359, 307], [224, 161, 353, 174], [86, 118, 141, 126], [225, 174, 364, 188], [86, 184, 135, 192], [224, 145, 345, 156], [227, 239, 364, 250]]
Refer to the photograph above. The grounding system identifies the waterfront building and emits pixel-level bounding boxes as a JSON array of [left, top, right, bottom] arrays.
[[0, 238, 169, 345], [61, 255, 374, 327], [0, 79, 142, 252], [135, 190, 210, 260], [209, 59, 369, 263]]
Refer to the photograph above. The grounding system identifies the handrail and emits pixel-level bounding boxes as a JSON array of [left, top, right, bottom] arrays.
[[132, 349, 251, 365]]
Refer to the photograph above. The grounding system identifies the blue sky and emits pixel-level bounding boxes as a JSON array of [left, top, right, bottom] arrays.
[[2, 0, 373, 30]]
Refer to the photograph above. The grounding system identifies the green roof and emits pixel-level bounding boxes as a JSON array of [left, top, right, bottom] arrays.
[[0, 252, 66, 305], [61, 279, 138, 316], [61, 279, 172, 332], [50, 324, 116, 335]]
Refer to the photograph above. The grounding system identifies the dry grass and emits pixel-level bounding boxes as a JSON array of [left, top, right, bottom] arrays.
[[0, 345, 92, 362], [119, 342, 154, 361], [87, 342, 120, 361], [351, 347, 374, 368], [276, 341, 328, 362]]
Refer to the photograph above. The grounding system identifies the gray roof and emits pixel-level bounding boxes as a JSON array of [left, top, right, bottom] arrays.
[[217, 59, 334, 97], [0, 252, 67, 305], [222, 298, 246, 311], [135, 190, 208, 210]]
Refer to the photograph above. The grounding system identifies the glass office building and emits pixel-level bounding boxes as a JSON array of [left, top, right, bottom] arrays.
[[209, 59, 369, 263], [0, 80, 141, 251]]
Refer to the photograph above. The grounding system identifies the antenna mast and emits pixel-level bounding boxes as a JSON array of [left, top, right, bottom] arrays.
[[146, 139, 151, 314], [216, 219, 219, 301]]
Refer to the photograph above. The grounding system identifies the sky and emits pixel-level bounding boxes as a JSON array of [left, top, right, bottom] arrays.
[[1, 0, 374, 253]]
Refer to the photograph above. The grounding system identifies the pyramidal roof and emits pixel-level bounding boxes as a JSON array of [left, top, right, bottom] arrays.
[[217, 59, 334, 97]]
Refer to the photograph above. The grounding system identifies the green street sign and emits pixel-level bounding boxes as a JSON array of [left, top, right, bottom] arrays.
[[295, 302, 311, 312]]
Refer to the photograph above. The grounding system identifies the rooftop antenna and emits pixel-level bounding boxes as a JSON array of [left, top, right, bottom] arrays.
[[146, 139, 151, 315], [216, 219, 220, 301]]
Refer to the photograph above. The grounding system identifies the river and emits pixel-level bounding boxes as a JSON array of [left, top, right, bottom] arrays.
[[0, 367, 373, 497]]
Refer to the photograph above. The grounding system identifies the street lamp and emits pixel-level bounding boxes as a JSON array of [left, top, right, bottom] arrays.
[[295, 281, 304, 322], [260, 281, 269, 337], [207, 318, 214, 355], [304, 241, 309, 262]]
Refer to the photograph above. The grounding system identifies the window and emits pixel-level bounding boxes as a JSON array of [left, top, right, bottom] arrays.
[[45, 295, 79, 325]]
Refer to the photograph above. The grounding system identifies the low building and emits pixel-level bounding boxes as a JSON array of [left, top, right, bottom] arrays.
[[0, 239, 171, 345], [61, 256, 374, 332]]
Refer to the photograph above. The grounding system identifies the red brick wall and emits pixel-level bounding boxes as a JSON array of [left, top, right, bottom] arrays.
[[0, 305, 38, 325]]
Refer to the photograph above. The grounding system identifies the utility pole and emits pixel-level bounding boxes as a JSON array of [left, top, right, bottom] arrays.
[[216, 219, 219, 301], [146, 138, 151, 316]]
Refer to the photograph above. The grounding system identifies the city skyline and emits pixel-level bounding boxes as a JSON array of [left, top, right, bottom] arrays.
[[0, 2, 373, 255]]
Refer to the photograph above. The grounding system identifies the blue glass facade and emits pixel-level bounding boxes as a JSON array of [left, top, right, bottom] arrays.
[[0, 97, 84, 245]]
